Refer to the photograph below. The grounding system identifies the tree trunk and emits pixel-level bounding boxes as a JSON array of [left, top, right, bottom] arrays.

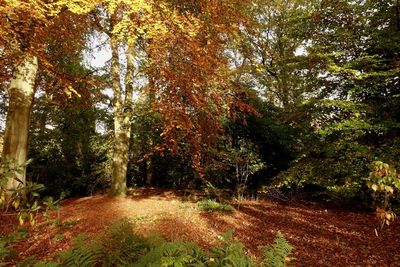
[[2, 54, 38, 190], [111, 112, 130, 196], [109, 21, 135, 196]]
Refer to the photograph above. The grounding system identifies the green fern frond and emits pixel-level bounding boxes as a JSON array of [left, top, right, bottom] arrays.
[[209, 230, 253, 267], [100, 218, 150, 265], [133, 241, 208, 267], [59, 234, 101, 267], [262, 232, 294, 267], [28, 220, 294, 267]]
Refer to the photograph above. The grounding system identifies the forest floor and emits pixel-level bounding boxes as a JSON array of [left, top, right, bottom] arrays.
[[1, 188, 400, 266]]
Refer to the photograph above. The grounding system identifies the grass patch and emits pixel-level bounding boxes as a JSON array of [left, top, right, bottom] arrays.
[[197, 199, 235, 212]]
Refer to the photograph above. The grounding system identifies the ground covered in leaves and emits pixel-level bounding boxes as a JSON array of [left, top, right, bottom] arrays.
[[1, 188, 399, 266]]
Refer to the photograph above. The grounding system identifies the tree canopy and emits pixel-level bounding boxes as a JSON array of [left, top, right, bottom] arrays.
[[0, 0, 398, 210]]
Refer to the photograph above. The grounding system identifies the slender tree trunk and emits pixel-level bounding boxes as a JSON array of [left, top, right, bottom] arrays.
[[109, 22, 135, 196], [2, 54, 38, 189], [396, 0, 399, 31], [146, 159, 153, 185]]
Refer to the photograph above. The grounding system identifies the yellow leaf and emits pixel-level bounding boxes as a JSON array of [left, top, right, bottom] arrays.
[[64, 85, 81, 98], [29, 217, 36, 227], [13, 198, 20, 209]]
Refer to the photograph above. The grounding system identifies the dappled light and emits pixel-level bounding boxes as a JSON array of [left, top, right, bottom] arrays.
[[2, 190, 399, 265], [1, 0, 399, 265], [200, 200, 400, 265]]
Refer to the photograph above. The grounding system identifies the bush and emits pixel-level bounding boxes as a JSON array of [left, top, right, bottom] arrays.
[[197, 199, 235, 212], [365, 161, 400, 231]]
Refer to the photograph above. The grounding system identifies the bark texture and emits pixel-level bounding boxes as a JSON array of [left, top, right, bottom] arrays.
[[2, 54, 38, 189], [109, 20, 135, 196]]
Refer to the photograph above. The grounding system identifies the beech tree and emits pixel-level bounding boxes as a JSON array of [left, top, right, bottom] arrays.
[[93, 0, 253, 195], [1, 0, 253, 197], [0, 1, 42, 189], [0, 0, 95, 190]]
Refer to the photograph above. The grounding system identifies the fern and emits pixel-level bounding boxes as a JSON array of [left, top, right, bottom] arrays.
[[209, 230, 253, 267], [32, 261, 60, 267], [100, 218, 149, 265], [58, 234, 101, 267], [133, 241, 208, 267], [0, 229, 29, 265], [262, 232, 293, 267], [197, 199, 235, 212], [29, 218, 294, 267], [0, 238, 10, 263]]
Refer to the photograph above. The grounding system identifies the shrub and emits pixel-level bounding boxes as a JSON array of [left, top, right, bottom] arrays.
[[365, 161, 400, 232], [0, 157, 63, 227]]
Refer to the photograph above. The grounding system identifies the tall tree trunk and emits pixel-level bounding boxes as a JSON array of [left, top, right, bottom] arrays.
[[2, 54, 38, 189], [109, 22, 135, 196]]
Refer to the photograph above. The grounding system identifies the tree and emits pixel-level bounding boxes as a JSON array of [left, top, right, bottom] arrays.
[[225, 0, 322, 190], [274, 0, 400, 201], [237, 0, 325, 113], [28, 49, 111, 197], [0, 0, 95, 190], [108, 18, 136, 196], [145, 0, 254, 178], [92, 0, 253, 195], [0, 0, 41, 189]]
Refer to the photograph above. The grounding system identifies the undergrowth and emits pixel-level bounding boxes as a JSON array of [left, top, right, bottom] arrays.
[[0, 228, 29, 266], [262, 231, 294, 267], [197, 199, 235, 212], [27, 217, 293, 267]]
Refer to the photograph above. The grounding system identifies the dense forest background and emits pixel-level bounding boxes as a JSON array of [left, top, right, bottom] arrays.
[[0, 0, 399, 211], [1, 0, 400, 266]]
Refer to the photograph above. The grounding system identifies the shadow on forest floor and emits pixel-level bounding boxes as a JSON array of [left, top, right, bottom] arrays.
[[1, 188, 399, 266], [200, 200, 400, 266]]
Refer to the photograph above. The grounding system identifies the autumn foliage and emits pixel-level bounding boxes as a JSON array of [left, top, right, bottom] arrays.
[[145, 0, 255, 171]]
